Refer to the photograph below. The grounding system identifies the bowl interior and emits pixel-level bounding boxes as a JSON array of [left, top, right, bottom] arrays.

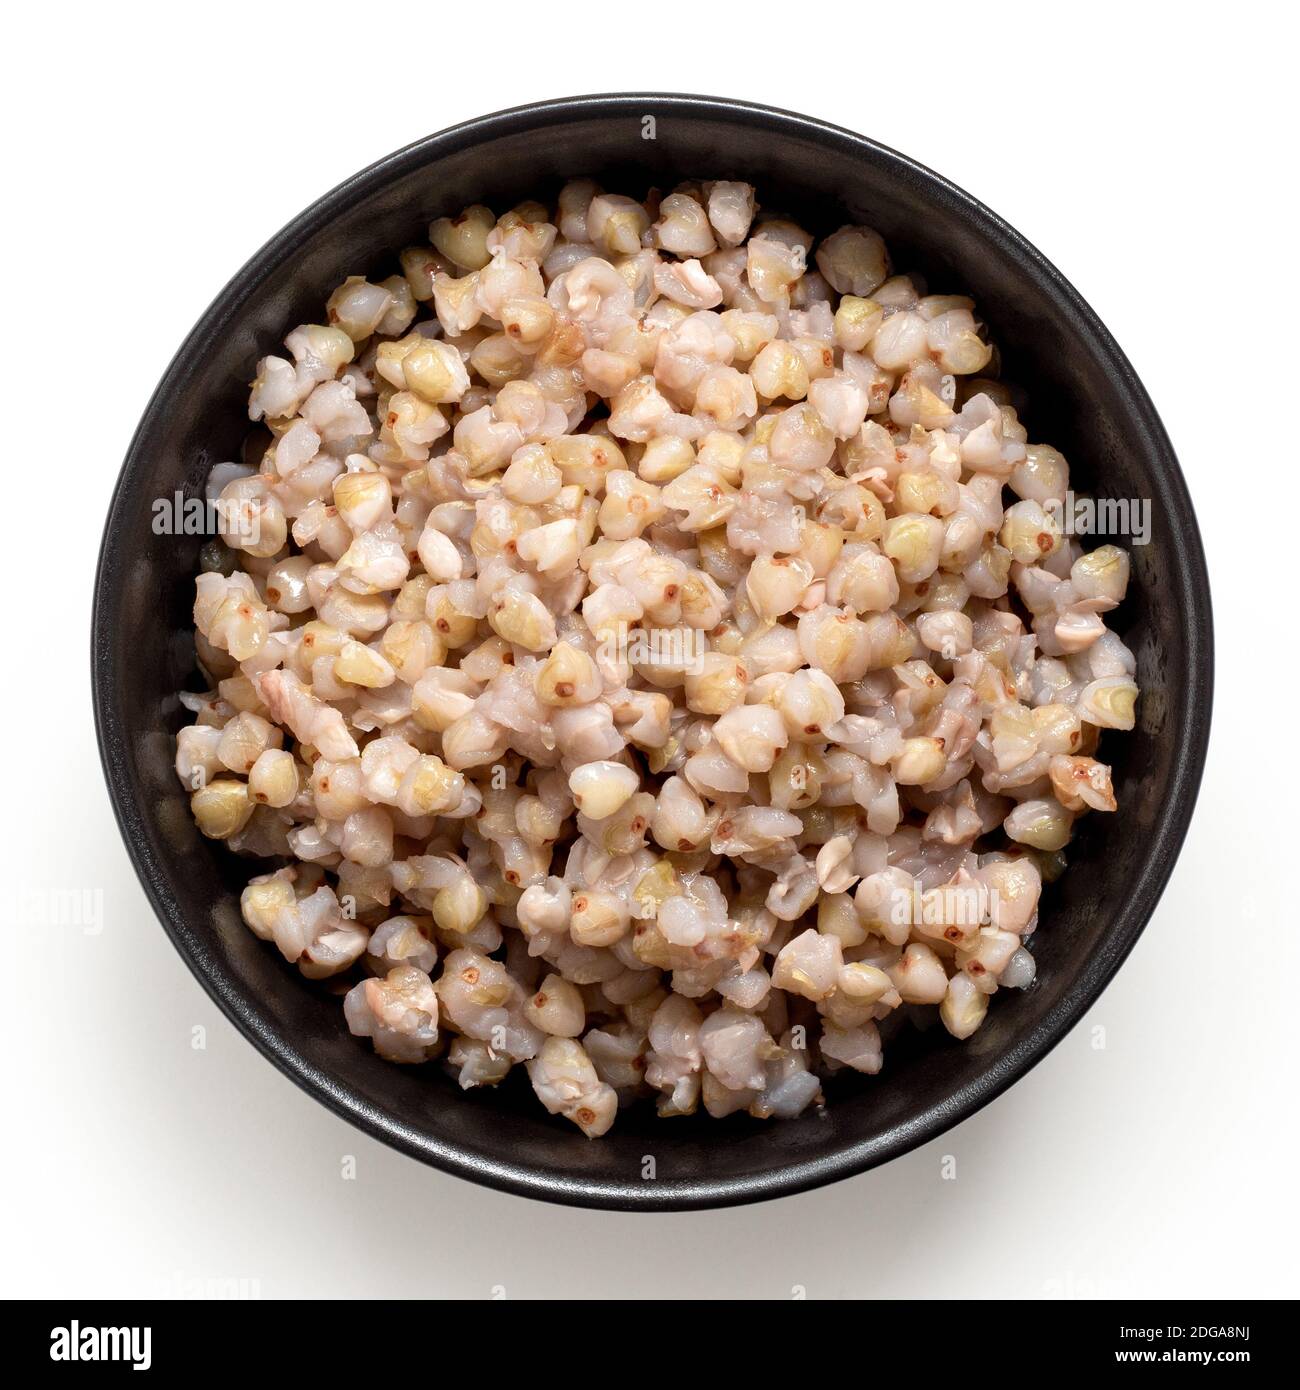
[[94, 95, 1211, 1208]]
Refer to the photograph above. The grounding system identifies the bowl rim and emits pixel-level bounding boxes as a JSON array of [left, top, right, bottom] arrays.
[[92, 91, 1214, 1210]]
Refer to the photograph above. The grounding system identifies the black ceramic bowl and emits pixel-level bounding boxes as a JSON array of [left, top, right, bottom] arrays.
[[93, 93, 1212, 1209]]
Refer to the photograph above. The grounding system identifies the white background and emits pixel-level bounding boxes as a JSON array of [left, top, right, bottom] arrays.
[[2, 1, 1293, 1300]]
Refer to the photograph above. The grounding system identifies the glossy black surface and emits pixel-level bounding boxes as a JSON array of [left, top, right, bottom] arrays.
[[92, 94, 1213, 1209]]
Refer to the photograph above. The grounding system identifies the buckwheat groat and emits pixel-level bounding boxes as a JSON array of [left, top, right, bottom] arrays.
[[177, 179, 1139, 1135]]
